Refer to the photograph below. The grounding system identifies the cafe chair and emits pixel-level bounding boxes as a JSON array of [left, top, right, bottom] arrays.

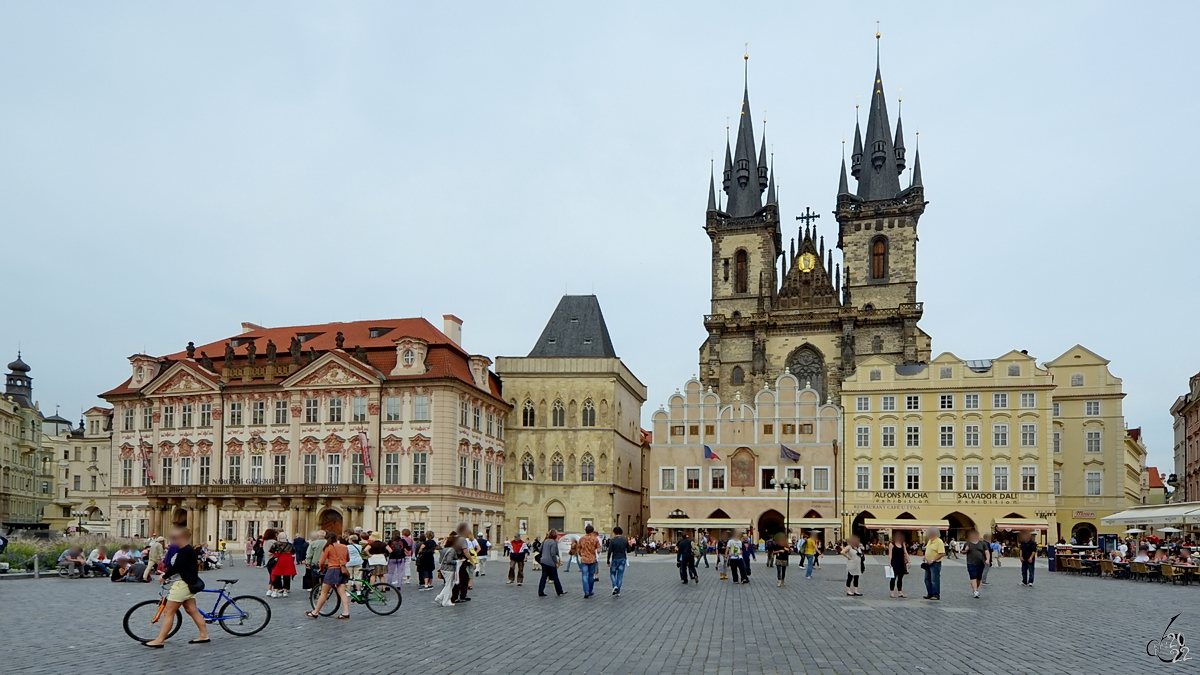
[[1161, 564, 1179, 585]]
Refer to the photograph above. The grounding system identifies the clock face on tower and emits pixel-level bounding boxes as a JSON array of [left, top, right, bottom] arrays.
[[798, 252, 817, 273]]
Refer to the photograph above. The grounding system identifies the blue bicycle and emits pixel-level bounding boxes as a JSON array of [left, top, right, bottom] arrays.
[[123, 578, 271, 642]]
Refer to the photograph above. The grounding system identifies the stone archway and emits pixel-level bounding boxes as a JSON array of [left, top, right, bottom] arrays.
[[545, 500, 567, 535], [320, 508, 344, 536], [852, 510, 876, 544], [1071, 522, 1096, 545], [943, 511, 976, 541], [786, 344, 826, 400], [758, 509, 785, 540]]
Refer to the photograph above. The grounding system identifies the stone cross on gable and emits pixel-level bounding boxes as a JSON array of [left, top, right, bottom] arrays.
[[795, 206, 820, 228]]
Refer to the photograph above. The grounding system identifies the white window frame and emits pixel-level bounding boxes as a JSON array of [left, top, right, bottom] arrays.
[[939, 394, 953, 410], [993, 423, 1009, 447], [1085, 400, 1100, 417], [684, 466, 702, 492], [1052, 402, 1061, 417], [939, 466, 954, 491], [905, 395, 920, 411], [905, 425, 921, 448], [660, 467, 677, 492], [965, 424, 981, 447], [964, 394, 980, 410], [812, 467, 830, 492], [856, 425, 870, 448], [385, 396, 401, 422], [709, 466, 727, 492], [1053, 431, 1062, 453], [328, 398, 343, 423], [759, 466, 778, 492], [412, 395, 430, 422], [881, 396, 896, 412], [274, 400, 288, 425], [964, 465, 981, 491], [1020, 392, 1036, 409], [326, 453, 341, 483], [250, 454, 264, 482], [1086, 470, 1102, 496], [855, 465, 870, 491], [412, 452, 428, 485], [881, 425, 896, 448], [993, 465, 1009, 491], [1020, 465, 1036, 492], [881, 465, 896, 491], [905, 465, 920, 491], [303, 454, 318, 484], [939, 425, 954, 448], [352, 397, 368, 423], [855, 396, 870, 412], [1086, 430, 1102, 453], [304, 399, 319, 424], [1053, 471, 1062, 496], [1020, 423, 1037, 447]]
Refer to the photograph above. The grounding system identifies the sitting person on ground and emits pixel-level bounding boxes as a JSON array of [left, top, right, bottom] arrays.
[[59, 546, 87, 577], [87, 546, 113, 575]]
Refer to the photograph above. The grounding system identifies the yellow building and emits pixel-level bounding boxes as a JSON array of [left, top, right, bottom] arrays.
[[842, 351, 1058, 543], [41, 407, 114, 534], [497, 296, 647, 538], [1048, 345, 1143, 543], [649, 372, 842, 543], [0, 355, 57, 532]]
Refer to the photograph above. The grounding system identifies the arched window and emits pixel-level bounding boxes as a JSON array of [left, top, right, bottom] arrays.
[[581, 400, 596, 427], [580, 453, 596, 482], [521, 453, 535, 480], [872, 336, 882, 354], [871, 237, 888, 280], [550, 453, 564, 482], [522, 400, 536, 427], [732, 366, 744, 385], [734, 250, 749, 293], [552, 400, 565, 427]]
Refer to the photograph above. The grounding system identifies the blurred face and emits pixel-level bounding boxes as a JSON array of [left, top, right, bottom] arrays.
[[170, 530, 189, 546]]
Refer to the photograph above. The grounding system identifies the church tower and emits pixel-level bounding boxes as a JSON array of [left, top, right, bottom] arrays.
[[700, 57, 781, 396], [835, 41, 930, 364]]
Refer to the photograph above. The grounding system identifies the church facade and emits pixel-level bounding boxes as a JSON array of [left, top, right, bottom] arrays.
[[700, 54, 930, 407]]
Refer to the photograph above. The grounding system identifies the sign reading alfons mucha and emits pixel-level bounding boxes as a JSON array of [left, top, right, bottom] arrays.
[[871, 491, 929, 504]]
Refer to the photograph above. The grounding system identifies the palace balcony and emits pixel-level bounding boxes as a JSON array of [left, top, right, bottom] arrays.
[[145, 482, 367, 498]]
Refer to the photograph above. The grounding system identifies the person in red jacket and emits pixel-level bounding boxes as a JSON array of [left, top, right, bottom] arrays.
[[268, 534, 297, 598], [507, 533, 528, 585]]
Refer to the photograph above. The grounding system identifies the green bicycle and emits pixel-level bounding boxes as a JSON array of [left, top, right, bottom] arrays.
[[308, 573, 402, 616]]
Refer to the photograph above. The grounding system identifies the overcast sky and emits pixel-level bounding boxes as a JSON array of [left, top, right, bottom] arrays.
[[2, 2, 1195, 472]]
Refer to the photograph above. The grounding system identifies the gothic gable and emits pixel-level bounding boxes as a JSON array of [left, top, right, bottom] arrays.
[[777, 228, 839, 311]]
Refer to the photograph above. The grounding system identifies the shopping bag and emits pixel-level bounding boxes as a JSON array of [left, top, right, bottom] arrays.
[[884, 565, 895, 579]]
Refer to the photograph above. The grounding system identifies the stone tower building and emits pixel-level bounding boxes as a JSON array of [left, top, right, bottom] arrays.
[[700, 50, 931, 404]]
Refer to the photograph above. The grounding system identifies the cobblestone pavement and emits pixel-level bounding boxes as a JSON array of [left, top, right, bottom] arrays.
[[3, 554, 1196, 674]]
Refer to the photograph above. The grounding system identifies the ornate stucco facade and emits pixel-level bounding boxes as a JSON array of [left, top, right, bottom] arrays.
[[100, 316, 509, 549], [649, 373, 842, 543], [1047, 345, 1143, 543], [0, 356, 55, 530], [842, 351, 1058, 542], [699, 56, 930, 408], [41, 407, 114, 534], [497, 296, 646, 538]]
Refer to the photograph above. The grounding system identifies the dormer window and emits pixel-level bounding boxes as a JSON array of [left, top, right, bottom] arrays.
[[136, 367, 144, 380], [297, 333, 320, 343], [231, 337, 255, 348], [402, 350, 415, 366], [369, 327, 393, 339]]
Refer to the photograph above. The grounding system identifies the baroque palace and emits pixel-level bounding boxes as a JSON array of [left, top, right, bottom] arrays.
[[99, 315, 509, 546]]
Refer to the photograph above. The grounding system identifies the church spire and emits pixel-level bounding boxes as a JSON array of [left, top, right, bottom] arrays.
[[838, 157, 850, 195], [854, 38, 903, 201], [724, 53, 766, 217], [707, 160, 717, 212], [766, 155, 777, 205], [850, 118, 863, 178], [911, 144, 923, 188], [894, 113, 907, 173]]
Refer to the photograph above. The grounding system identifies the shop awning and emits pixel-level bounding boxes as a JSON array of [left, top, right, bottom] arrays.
[[646, 519, 750, 530], [862, 518, 949, 531], [1100, 503, 1200, 527], [792, 519, 843, 529], [992, 518, 1048, 531]]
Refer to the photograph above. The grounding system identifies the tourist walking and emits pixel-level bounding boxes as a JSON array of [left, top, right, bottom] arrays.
[[677, 531, 698, 585], [921, 527, 946, 600], [561, 532, 580, 572], [841, 535, 866, 596], [507, 533, 528, 585], [577, 524, 602, 597], [244, 536, 255, 566], [475, 532, 490, 577], [400, 529, 416, 584], [741, 533, 755, 579], [143, 527, 211, 647], [268, 534, 296, 598], [728, 531, 746, 583], [144, 536, 165, 580], [451, 524, 474, 603], [802, 532, 820, 579], [386, 532, 408, 585], [698, 533, 711, 568], [962, 528, 989, 599], [365, 536, 389, 585], [416, 531, 438, 590], [607, 526, 631, 595], [887, 533, 910, 598], [531, 537, 542, 571], [767, 533, 792, 586], [989, 537, 1003, 567], [433, 532, 460, 607], [716, 534, 729, 580], [538, 529, 566, 596], [306, 532, 351, 620], [1019, 532, 1037, 587], [345, 535, 364, 593]]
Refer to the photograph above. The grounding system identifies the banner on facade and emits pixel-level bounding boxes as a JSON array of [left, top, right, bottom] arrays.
[[358, 431, 374, 478], [138, 438, 154, 482]]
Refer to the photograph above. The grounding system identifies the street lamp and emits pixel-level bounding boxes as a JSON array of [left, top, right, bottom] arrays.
[[771, 476, 805, 539], [72, 509, 87, 534]]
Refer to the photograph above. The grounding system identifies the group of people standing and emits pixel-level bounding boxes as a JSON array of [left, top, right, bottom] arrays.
[[526, 524, 632, 597]]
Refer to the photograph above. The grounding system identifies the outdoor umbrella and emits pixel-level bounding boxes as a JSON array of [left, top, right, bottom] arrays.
[[1160, 527, 1182, 533], [1125, 528, 1145, 534]]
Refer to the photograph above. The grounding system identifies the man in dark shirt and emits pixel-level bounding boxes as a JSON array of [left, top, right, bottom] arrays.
[[963, 529, 990, 599], [716, 535, 729, 580], [1019, 532, 1038, 587], [606, 527, 631, 596], [676, 532, 698, 584]]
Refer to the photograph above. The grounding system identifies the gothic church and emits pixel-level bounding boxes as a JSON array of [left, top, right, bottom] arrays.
[[700, 49, 931, 403]]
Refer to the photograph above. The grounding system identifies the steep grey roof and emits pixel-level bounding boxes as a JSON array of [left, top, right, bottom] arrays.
[[723, 84, 766, 217], [855, 66, 903, 201], [707, 165, 717, 212], [528, 295, 617, 358], [911, 147, 923, 188], [837, 158, 850, 195]]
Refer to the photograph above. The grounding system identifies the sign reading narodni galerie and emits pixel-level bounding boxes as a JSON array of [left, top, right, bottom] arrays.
[[956, 492, 1018, 504], [872, 491, 929, 504]]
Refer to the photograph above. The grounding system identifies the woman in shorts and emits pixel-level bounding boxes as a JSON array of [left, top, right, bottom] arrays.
[[306, 532, 351, 620], [144, 527, 211, 647]]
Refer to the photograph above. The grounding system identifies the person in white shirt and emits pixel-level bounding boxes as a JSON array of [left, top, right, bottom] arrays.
[[86, 546, 113, 575], [559, 533, 579, 572], [727, 532, 746, 583], [1133, 547, 1151, 563]]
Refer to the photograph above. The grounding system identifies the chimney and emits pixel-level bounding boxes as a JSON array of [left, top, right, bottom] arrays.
[[241, 322, 266, 334], [442, 314, 463, 346]]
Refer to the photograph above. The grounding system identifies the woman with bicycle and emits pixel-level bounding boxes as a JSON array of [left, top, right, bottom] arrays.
[[144, 527, 211, 647], [306, 532, 351, 620]]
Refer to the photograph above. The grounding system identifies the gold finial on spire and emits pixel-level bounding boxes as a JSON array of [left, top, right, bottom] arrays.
[[744, 42, 749, 60], [876, 20, 881, 40]]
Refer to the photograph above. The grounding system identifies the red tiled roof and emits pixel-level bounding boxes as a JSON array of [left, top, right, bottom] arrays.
[[1127, 427, 1142, 442], [1147, 467, 1165, 489], [101, 317, 504, 400]]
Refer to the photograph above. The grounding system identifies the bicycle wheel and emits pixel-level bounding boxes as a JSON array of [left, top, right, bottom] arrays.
[[123, 600, 183, 643], [365, 583, 402, 615], [218, 595, 272, 636], [309, 584, 340, 616]]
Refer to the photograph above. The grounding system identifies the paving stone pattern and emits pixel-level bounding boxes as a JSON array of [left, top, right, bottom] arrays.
[[2, 554, 1195, 674]]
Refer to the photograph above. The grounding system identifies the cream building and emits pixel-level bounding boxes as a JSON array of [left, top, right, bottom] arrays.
[[842, 351, 1058, 543], [497, 296, 646, 539], [100, 315, 509, 549], [42, 407, 114, 534], [649, 372, 842, 543], [0, 355, 56, 531], [1048, 345, 1143, 543]]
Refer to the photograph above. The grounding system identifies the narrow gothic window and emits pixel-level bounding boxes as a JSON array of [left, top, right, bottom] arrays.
[[734, 250, 748, 293], [581, 400, 596, 427], [871, 238, 888, 279], [552, 400, 565, 427], [872, 336, 882, 353], [521, 454, 535, 480], [732, 366, 744, 385], [550, 453, 565, 482], [522, 400, 536, 427]]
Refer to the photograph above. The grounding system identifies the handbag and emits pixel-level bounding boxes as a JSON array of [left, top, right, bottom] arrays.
[[301, 568, 316, 590], [186, 577, 205, 594]]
